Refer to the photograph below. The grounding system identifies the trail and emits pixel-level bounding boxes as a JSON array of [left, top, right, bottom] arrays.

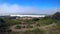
[[10, 23, 56, 32]]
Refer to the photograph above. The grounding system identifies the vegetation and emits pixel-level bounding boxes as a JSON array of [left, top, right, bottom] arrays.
[[52, 12, 60, 20], [0, 18, 12, 34], [32, 18, 40, 21], [0, 12, 60, 34], [24, 28, 45, 34], [15, 25, 21, 29]]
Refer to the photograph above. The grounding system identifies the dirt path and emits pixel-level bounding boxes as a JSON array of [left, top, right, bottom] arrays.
[[38, 23, 56, 29], [10, 23, 56, 32]]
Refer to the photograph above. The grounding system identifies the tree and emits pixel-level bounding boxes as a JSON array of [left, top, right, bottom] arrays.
[[0, 18, 5, 24], [0, 18, 6, 32], [52, 12, 60, 20], [32, 18, 40, 21], [0, 18, 12, 34]]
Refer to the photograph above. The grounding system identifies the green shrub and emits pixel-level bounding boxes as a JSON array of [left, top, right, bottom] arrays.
[[32, 28, 45, 34], [15, 25, 21, 29], [32, 18, 40, 21]]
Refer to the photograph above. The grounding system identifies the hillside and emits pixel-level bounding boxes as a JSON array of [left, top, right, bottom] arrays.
[[0, 12, 60, 34]]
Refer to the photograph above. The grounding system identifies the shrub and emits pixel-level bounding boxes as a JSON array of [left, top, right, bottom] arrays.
[[32, 28, 45, 34], [32, 18, 40, 21], [15, 25, 21, 29]]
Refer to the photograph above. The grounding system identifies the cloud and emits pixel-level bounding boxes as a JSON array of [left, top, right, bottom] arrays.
[[0, 3, 40, 14], [0, 3, 59, 15]]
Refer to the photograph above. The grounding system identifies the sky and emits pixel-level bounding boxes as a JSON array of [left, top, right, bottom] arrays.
[[0, 0, 60, 15]]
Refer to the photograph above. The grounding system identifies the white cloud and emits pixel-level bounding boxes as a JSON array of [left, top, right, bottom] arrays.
[[0, 4, 40, 14], [0, 3, 59, 15]]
